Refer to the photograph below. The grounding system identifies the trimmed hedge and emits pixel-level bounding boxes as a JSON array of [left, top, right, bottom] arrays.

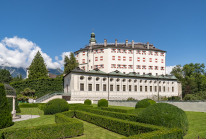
[[0, 83, 13, 129], [81, 107, 139, 122], [38, 103, 46, 110], [7, 97, 21, 113], [68, 104, 93, 110], [100, 107, 134, 113], [1, 112, 83, 139], [168, 96, 181, 101], [19, 103, 43, 108], [98, 99, 108, 107], [10, 78, 63, 98], [75, 110, 183, 138], [135, 99, 156, 109], [138, 103, 189, 135], [44, 99, 69, 115], [84, 99, 92, 105]]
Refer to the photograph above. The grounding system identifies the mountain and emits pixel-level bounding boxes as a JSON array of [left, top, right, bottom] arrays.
[[0, 66, 63, 79]]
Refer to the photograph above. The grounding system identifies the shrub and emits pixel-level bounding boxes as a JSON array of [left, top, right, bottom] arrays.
[[44, 99, 69, 115], [138, 103, 189, 135], [97, 99, 108, 107], [68, 104, 93, 110], [168, 96, 181, 101], [38, 103, 46, 110], [84, 99, 92, 105], [127, 97, 136, 101], [7, 97, 21, 113], [0, 83, 13, 129], [135, 99, 156, 109]]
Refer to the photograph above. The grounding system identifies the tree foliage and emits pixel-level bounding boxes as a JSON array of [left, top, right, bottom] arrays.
[[171, 63, 206, 99], [28, 51, 49, 80], [0, 69, 12, 83], [64, 52, 79, 74]]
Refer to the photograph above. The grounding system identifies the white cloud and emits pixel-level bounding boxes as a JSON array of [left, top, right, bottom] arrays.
[[0, 36, 71, 69], [166, 66, 176, 75]]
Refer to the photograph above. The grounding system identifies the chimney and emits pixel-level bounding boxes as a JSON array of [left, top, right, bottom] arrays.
[[104, 39, 107, 47], [132, 40, 134, 48], [115, 39, 117, 46], [125, 39, 128, 47], [147, 42, 149, 49]]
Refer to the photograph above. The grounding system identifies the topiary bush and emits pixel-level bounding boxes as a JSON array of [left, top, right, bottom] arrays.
[[97, 99, 108, 107], [84, 99, 91, 105], [135, 99, 156, 109], [138, 103, 189, 135], [44, 99, 69, 115], [0, 83, 13, 129]]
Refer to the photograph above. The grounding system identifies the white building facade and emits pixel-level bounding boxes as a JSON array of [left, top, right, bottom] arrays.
[[64, 68, 181, 101], [74, 32, 166, 76]]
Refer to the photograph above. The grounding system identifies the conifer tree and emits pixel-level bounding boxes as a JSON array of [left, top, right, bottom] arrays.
[[64, 52, 79, 74], [0, 83, 13, 129], [0, 69, 12, 83], [28, 51, 48, 80]]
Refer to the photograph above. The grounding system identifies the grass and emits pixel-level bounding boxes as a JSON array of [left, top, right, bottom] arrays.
[[183, 111, 206, 139], [17, 107, 44, 116]]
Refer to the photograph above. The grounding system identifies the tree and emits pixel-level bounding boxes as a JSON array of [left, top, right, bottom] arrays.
[[28, 51, 49, 80], [11, 74, 23, 82], [0, 69, 12, 83], [0, 83, 13, 129], [64, 52, 79, 74]]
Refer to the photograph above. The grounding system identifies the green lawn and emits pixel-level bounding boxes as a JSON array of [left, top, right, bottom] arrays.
[[183, 111, 206, 139], [2, 106, 206, 139]]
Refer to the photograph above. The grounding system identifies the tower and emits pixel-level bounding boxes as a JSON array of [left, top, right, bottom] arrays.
[[89, 31, 97, 45]]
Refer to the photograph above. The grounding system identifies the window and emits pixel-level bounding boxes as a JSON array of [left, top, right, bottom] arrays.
[[83, 52, 85, 56], [143, 72, 145, 75], [88, 84, 92, 91], [100, 56, 103, 61], [118, 56, 121, 61], [82, 59, 85, 63], [156, 73, 158, 76], [81, 66, 85, 70], [134, 85, 137, 91], [163, 86, 165, 92], [136, 65, 141, 69], [123, 65, 127, 69], [161, 67, 165, 70], [124, 49, 127, 53], [142, 65, 146, 69], [150, 86, 152, 92], [117, 85, 120, 91], [117, 49, 120, 53], [154, 52, 158, 56], [143, 57, 145, 62], [155, 58, 158, 63], [95, 57, 98, 61], [95, 65, 98, 69], [159, 86, 161, 92], [100, 64, 104, 69], [155, 66, 158, 70], [123, 85, 126, 91], [140, 86, 142, 92], [111, 64, 116, 68], [155, 86, 157, 92], [101, 49, 104, 53], [77, 60, 78, 63], [172, 87, 174, 92], [112, 56, 115, 60], [80, 83, 84, 91], [110, 85, 113, 91], [161, 59, 164, 63], [98, 49, 101, 53], [103, 84, 106, 91], [96, 84, 99, 91], [94, 50, 96, 54], [117, 64, 121, 69], [137, 57, 140, 62], [149, 58, 152, 62], [160, 52, 164, 56], [129, 85, 132, 91], [120, 49, 123, 53], [142, 51, 146, 55], [145, 86, 147, 92], [149, 66, 153, 70], [129, 57, 132, 61], [122, 56, 126, 61], [137, 50, 141, 54], [76, 53, 78, 57], [128, 65, 133, 69]]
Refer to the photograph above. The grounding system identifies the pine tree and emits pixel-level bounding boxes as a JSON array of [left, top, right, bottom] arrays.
[[28, 51, 48, 80], [64, 52, 79, 74], [0, 69, 12, 83], [0, 83, 13, 129]]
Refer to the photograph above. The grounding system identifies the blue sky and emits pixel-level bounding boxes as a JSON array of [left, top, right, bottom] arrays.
[[0, 0, 206, 73]]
